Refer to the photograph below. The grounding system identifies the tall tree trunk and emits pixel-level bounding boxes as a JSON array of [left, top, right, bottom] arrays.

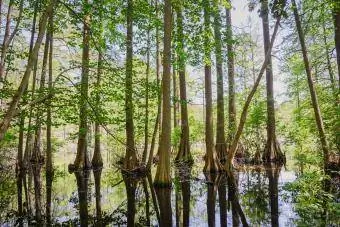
[[0, 0, 13, 82], [322, 15, 336, 92], [143, 23, 151, 164], [0, 0, 56, 141], [92, 0, 104, 169], [213, 0, 227, 162], [173, 59, 178, 129], [71, 0, 91, 171], [292, 0, 330, 169], [203, 0, 221, 172], [92, 51, 103, 168], [32, 32, 50, 165], [0, 0, 24, 81], [226, 3, 236, 149], [225, 16, 281, 171], [46, 14, 54, 225], [22, 0, 38, 170], [124, 0, 138, 170], [154, 0, 172, 187], [260, 0, 284, 163], [333, 0, 340, 87], [147, 0, 161, 169], [175, 3, 192, 163], [46, 7, 54, 178], [172, 13, 178, 130]]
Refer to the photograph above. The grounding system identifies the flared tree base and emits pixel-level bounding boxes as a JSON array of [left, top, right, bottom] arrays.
[[204, 153, 223, 173], [262, 139, 286, 164], [216, 143, 227, 163]]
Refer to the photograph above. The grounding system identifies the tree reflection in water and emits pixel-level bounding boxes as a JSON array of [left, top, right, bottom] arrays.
[[175, 165, 191, 227], [74, 170, 90, 227], [2, 161, 333, 226]]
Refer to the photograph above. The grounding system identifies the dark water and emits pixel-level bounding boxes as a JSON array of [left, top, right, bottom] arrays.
[[0, 158, 337, 226]]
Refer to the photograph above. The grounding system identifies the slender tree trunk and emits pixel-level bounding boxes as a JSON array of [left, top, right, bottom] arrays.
[[213, 0, 227, 162], [225, 17, 281, 171], [333, 0, 340, 87], [154, 0, 172, 187], [71, 0, 91, 171], [124, 0, 138, 170], [143, 24, 151, 164], [292, 0, 330, 169], [46, 8, 54, 177], [0, 0, 13, 81], [46, 16, 54, 224], [173, 59, 178, 129], [175, 3, 192, 163], [322, 21, 336, 92], [147, 0, 161, 169], [203, 0, 221, 172], [92, 0, 104, 169], [172, 12, 178, 130], [0, 0, 56, 141], [92, 51, 103, 168], [260, 0, 284, 163], [0, 0, 24, 81], [226, 4, 236, 149], [32, 32, 50, 165]]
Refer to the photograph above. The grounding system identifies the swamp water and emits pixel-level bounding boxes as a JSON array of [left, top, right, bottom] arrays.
[[0, 148, 338, 226]]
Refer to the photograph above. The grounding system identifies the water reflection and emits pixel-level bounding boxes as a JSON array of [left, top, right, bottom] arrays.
[[175, 166, 191, 227], [74, 170, 90, 227], [3, 161, 332, 226], [93, 168, 103, 226]]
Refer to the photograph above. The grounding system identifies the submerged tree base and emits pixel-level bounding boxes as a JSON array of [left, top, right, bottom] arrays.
[[262, 139, 286, 164]]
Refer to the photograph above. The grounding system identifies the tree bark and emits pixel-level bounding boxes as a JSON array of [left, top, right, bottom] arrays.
[[124, 0, 138, 170], [175, 3, 192, 163], [143, 23, 151, 164], [203, 0, 221, 173], [292, 0, 330, 169], [213, 0, 227, 162], [71, 0, 91, 171], [46, 9, 54, 176], [154, 0, 172, 187], [0, 0, 56, 141], [225, 17, 281, 171], [260, 0, 284, 163], [32, 32, 50, 166], [92, 52, 104, 168], [333, 0, 340, 87], [226, 3, 236, 148], [0, 0, 24, 81], [147, 0, 161, 169]]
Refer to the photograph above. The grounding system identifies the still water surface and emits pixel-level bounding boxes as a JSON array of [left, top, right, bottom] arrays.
[[0, 157, 307, 226]]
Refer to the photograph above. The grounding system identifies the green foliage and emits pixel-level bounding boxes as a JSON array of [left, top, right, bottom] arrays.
[[284, 171, 339, 226]]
